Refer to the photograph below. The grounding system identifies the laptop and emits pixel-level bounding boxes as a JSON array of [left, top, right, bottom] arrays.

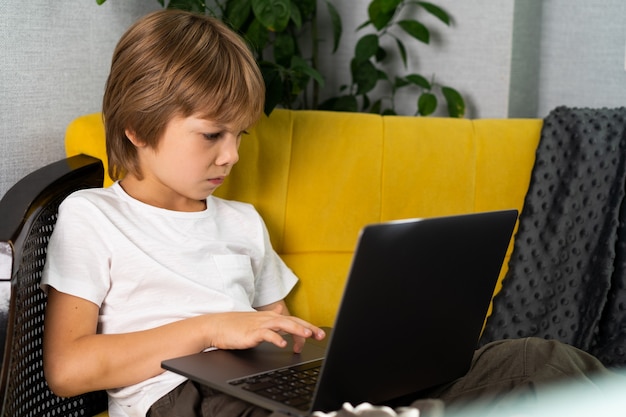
[[162, 209, 518, 416]]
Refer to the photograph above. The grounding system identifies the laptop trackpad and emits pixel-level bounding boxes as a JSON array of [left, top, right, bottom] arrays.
[[162, 332, 329, 384]]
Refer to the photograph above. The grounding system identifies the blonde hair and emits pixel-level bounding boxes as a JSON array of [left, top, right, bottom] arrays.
[[102, 9, 265, 180]]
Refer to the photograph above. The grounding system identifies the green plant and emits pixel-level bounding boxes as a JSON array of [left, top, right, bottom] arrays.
[[320, 0, 465, 117], [98, 0, 342, 115], [97, 0, 464, 117], [215, 0, 342, 114]]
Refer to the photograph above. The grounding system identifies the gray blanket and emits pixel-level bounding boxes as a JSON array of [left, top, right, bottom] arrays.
[[480, 106, 626, 368]]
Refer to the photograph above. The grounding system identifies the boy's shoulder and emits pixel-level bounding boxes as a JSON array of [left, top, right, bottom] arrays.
[[57, 185, 124, 217], [63, 184, 120, 205]]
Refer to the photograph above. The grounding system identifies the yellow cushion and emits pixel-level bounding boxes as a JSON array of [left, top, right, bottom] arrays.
[[65, 110, 542, 327], [282, 253, 353, 327], [65, 113, 112, 187], [283, 110, 384, 253], [382, 116, 477, 219], [473, 118, 543, 317]]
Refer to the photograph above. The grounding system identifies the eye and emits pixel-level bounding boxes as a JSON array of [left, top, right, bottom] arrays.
[[202, 129, 248, 141], [202, 132, 223, 141]]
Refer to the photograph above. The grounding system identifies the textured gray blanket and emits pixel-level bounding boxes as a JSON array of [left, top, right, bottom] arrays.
[[480, 107, 626, 368]]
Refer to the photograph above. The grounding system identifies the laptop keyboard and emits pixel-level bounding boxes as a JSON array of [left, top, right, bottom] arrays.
[[229, 360, 322, 411]]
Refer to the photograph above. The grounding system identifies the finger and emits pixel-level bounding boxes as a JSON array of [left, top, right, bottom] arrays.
[[292, 334, 306, 353], [271, 315, 324, 340], [258, 313, 326, 345], [271, 319, 313, 340], [258, 328, 288, 349], [312, 327, 326, 340]]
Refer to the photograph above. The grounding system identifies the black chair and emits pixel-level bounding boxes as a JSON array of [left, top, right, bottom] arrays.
[[0, 154, 108, 416]]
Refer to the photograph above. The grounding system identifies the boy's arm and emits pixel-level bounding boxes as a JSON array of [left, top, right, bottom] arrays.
[[43, 289, 325, 397]]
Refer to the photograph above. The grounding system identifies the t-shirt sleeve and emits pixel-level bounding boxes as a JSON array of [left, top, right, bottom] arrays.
[[41, 194, 111, 307], [250, 213, 298, 308]]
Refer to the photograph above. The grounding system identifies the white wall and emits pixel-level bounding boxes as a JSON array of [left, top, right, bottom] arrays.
[[316, 0, 517, 119], [322, 0, 626, 120], [535, 0, 626, 117], [0, 0, 159, 199]]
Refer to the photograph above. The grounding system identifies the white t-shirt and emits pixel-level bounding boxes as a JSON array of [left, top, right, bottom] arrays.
[[41, 182, 298, 417]]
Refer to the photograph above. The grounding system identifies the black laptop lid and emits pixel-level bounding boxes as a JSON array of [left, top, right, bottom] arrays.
[[312, 209, 518, 412]]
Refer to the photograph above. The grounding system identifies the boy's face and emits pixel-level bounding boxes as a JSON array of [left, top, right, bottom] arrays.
[[127, 114, 243, 211]]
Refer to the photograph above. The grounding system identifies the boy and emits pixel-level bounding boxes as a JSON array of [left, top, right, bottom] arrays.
[[42, 9, 324, 417], [42, 8, 615, 417]]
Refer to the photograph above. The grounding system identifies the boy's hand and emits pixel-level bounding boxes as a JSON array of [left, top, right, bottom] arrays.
[[206, 301, 325, 353]]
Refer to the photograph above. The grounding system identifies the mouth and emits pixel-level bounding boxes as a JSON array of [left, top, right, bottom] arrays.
[[208, 176, 225, 185]]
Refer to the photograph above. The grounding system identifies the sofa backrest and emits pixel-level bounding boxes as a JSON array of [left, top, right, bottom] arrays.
[[66, 109, 543, 326]]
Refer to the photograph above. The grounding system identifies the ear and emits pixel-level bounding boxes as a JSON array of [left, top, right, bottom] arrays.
[[125, 128, 147, 147]]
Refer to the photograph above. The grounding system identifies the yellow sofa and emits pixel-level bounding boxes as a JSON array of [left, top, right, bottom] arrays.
[[66, 109, 543, 328], [66, 109, 542, 417]]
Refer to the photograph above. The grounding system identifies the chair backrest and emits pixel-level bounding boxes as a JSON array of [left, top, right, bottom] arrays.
[[0, 154, 108, 416]]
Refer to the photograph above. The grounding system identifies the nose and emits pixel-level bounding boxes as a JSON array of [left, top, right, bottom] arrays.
[[215, 134, 240, 167]]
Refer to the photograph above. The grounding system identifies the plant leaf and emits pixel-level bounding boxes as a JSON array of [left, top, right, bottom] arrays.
[[334, 95, 359, 112], [375, 46, 386, 62], [370, 99, 382, 114], [368, 0, 402, 31], [226, 0, 252, 30], [355, 34, 379, 63], [251, 0, 291, 32], [294, 0, 316, 20], [442, 86, 465, 118], [259, 62, 284, 115], [319, 95, 358, 112], [318, 97, 337, 110], [406, 73, 431, 89], [356, 20, 371, 31], [290, 1, 302, 29], [325, 0, 342, 53], [166, 0, 206, 12], [96, 0, 107, 4], [351, 59, 378, 95], [376, 69, 388, 81], [291, 55, 325, 87], [245, 18, 270, 53], [375, 0, 403, 15], [418, 92, 437, 116], [274, 32, 296, 67], [394, 37, 407, 68], [394, 76, 410, 89], [361, 94, 371, 112], [418, 1, 450, 25], [397, 19, 429, 44]]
